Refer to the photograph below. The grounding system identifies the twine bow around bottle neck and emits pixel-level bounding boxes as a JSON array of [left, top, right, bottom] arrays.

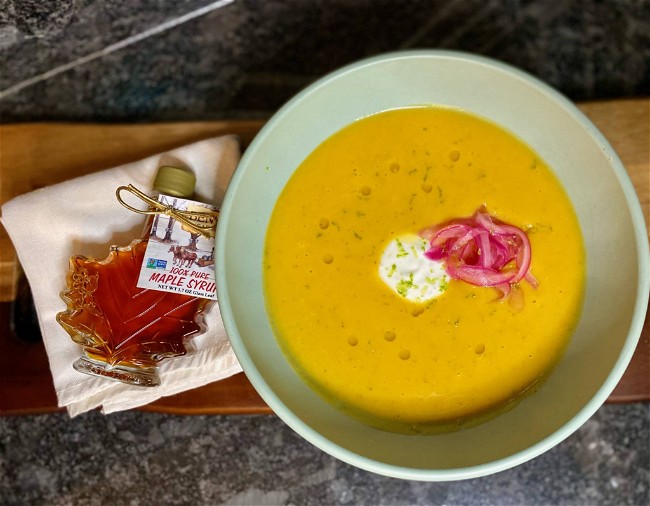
[[116, 185, 218, 239]]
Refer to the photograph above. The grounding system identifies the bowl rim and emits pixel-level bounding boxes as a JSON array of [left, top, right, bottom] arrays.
[[216, 49, 650, 481]]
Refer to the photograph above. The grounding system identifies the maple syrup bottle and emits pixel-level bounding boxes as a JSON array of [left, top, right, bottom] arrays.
[[57, 167, 212, 387]]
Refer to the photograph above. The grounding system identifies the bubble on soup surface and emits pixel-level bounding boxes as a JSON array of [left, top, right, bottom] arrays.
[[319, 218, 329, 229], [411, 306, 425, 317], [390, 162, 400, 173], [323, 254, 334, 264], [360, 185, 371, 196], [348, 336, 358, 347], [399, 349, 411, 360], [474, 343, 486, 355], [384, 330, 396, 342], [449, 150, 460, 161]]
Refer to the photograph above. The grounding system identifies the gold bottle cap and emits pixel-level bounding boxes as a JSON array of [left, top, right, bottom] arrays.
[[153, 166, 196, 198]]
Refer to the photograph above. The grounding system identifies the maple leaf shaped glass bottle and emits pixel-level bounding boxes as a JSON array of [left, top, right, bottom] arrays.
[[56, 166, 211, 387]]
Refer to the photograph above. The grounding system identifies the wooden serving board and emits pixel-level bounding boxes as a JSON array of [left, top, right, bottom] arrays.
[[0, 99, 648, 415]]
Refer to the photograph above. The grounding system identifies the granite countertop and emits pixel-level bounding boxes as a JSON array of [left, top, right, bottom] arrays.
[[0, 405, 647, 505], [0, 1, 648, 504], [1, 0, 648, 122]]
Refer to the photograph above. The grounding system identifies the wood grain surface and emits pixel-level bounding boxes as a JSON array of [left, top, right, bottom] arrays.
[[0, 99, 647, 415]]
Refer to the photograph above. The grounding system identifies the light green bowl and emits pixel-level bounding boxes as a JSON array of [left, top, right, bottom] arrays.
[[215, 50, 649, 481]]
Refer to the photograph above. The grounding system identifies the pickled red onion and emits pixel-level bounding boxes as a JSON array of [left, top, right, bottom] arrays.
[[421, 207, 537, 296]]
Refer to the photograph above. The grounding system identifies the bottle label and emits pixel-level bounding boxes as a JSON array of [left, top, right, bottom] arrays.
[[136, 194, 219, 300]]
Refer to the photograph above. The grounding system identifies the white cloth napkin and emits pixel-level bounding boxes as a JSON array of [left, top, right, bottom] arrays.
[[1, 136, 243, 416]]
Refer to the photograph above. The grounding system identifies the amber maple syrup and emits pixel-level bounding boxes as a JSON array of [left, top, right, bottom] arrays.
[[57, 166, 213, 386]]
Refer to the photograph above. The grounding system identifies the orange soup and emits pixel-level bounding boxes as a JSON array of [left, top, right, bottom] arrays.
[[263, 106, 585, 433]]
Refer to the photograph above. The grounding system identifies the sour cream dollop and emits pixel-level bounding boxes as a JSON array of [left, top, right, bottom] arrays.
[[378, 234, 449, 303]]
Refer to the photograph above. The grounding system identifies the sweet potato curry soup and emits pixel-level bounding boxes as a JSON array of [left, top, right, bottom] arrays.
[[263, 106, 585, 434]]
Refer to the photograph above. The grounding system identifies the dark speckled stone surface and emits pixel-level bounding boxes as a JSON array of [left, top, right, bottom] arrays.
[[1, 0, 649, 121], [0, 405, 648, 505], [0, 1, 649, 503]]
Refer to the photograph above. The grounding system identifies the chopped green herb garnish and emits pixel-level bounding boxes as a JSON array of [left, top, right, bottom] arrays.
[[423, 165, 432, 182], [395, 238, 409, 258], [396, 274, 417, 297]]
